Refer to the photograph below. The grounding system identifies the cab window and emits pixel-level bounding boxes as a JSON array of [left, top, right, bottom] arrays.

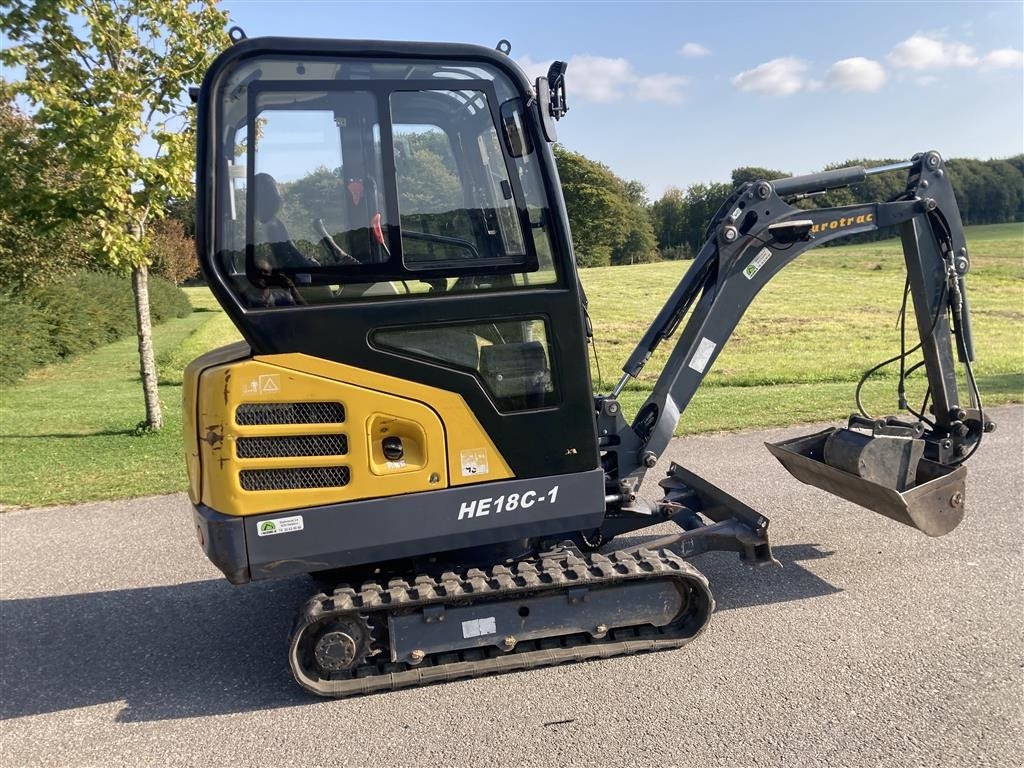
[[213, 58, 560, 308]]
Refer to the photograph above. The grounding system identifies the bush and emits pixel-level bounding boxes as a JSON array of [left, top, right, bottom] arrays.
[[0, 271, 191, 386], [149, 218, 199, 285], [0, 296, 57, 383]]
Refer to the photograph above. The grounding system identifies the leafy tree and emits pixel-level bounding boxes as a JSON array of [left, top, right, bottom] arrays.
[[165, 193, 197, 238], [730, 166, 787, 187], [650, 187, 688, 253], [553, 145, 659, 267], [611, 213, 659, 265], [611, 178, 658, 265], [553, 145, 631, 267], [393, 130, 463, 214], [0, 100, 98, 289], [2, 0, 228, 429], [620, 178, 649, 207]]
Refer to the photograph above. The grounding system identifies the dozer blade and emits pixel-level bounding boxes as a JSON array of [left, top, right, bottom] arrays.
[[765, 428, 966, 537]]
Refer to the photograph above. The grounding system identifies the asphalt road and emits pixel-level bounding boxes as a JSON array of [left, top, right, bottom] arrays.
[[2, 406, 1022, 768]]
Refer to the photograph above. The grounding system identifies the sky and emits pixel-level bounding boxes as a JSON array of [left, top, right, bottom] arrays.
[[214, 0, 1024, 197]]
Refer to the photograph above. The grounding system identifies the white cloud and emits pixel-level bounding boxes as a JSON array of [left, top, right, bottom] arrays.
[[980, 48, 1024, 70], [888, 34, 979, 70], [634, 73, 691, 104], [825, 57, 887, 92], [679, 42, 710, 58], [517, 54, 688, 104], [731, 57, 809, 96], [517, 55, 561, 84]]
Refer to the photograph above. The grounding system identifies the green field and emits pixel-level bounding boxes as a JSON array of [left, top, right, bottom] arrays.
[[1, 223, 1021, 508]]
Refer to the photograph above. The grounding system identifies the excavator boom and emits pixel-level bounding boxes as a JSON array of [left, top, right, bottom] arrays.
[[594, 152, 989, 543]]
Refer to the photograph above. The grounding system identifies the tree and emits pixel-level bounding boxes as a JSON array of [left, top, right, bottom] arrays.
[[650, 187, 688, 253], [0, 101, 99, 289], [553, 145, 659, 267], [2, 0, 228, 429], [730, 166, 787, 187]]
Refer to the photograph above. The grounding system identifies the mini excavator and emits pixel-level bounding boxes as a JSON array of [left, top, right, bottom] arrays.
[[184, 31, 992, 697]]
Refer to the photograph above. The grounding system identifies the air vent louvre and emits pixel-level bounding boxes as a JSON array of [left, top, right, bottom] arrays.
[[235, 402, 345, 425], [236, 434, 348, 459], [240, 465, 350, 491]]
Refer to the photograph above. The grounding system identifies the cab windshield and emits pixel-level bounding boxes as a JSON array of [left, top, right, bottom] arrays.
[[213, 56, 558, 308]]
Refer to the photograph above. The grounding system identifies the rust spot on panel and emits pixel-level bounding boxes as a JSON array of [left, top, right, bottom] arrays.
[[202, 425, 224, 447]]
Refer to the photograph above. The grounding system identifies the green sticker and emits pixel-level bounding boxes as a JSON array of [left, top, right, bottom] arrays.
[[744, 247, 772, 280]]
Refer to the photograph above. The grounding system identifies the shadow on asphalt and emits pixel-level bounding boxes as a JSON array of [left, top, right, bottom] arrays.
[[1, 544, 838, 722], [693, 543, 841, 612], [1, 577, 313, 722], [609, 534, 842, 612]]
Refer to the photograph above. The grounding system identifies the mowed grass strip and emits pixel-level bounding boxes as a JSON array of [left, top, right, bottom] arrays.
[[0, 292, 242, 508], [0, 225, 1020, 507], [585, 222, 1023, 427]]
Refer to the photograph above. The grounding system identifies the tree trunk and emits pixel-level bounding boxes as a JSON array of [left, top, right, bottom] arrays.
[[131, 264, 163, 430]]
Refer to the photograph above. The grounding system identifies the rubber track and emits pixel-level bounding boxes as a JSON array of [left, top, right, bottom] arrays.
[[288, 547, 714, 698]]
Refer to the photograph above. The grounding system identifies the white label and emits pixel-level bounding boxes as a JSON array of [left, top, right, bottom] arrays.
[[256, 515, 304, 537], [688, 337, 717, 373], [743, 247, 772, 280], [242, 374, 281, 396], [460, 448, 489, 477], [457, 484, 560, 520], [462, 616, 497, 639]]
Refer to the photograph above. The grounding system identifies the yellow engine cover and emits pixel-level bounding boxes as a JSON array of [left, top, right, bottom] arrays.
[[185, 348, 512, 516]]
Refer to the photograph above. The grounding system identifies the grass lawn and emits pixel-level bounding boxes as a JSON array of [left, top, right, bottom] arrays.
[[0, 292, 242, 508], [589, 222, 1023, 428], [0, 223, 1020, 507]]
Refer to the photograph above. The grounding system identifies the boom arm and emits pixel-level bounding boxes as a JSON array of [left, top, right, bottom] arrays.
[[600, 151, 985, 483]]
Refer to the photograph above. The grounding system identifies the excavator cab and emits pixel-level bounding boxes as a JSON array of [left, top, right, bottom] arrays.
[[187, 33, 989, 698], [189, 36, 608, 582]]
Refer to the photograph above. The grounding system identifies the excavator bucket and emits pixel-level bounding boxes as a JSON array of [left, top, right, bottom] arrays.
[[765, 428, 967, 537]]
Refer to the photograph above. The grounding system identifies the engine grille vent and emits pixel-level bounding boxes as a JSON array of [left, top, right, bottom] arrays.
[[240, 465, 350, 491], [236, 434, 348, 459], [235, 401, 345, 426]]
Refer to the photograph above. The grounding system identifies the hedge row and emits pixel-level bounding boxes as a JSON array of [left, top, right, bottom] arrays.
[[0, 272, 192, 385]]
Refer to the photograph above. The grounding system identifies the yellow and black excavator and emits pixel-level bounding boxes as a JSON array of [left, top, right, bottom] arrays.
[[184, 30, 992, 697]]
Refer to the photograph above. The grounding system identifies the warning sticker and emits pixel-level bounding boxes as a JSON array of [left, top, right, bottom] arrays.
[[460, 448, 489, 477], [688, 337, 717, 373], [256, 515, 304, 537], [242, 374, 281, 396], [743, 247, 772, 280], [462, 617, 497, 639]]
